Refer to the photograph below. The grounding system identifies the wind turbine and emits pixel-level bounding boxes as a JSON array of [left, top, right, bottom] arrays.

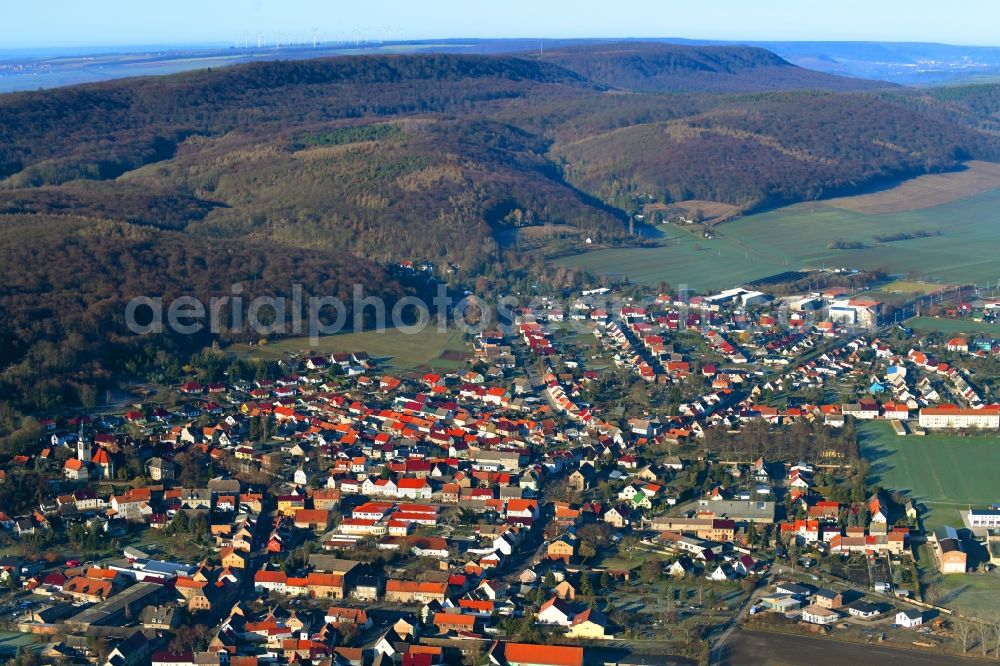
[[312, 27, 319, 47]]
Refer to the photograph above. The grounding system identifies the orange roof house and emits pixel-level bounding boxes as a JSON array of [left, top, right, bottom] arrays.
[[63, 576, 113, 601], [433, 612, 477, 632], [293, 509, 331, 531], [489, 641, 583, 666], [305, 572, 346, 599], [384, 580, 448, 603]]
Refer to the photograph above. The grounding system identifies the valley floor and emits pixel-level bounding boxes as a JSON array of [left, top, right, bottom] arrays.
[[554, 184, 1000, 292]]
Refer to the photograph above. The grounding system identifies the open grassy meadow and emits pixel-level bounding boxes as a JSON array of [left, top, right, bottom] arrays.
[[859, 421, 1000, 530], [905, 316, 1000, 336], [555, 186, 1000, 292], [228, 327, 471, 372]]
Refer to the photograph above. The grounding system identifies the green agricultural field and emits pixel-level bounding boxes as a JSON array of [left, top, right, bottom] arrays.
[[555, 188, 1000, 292], [859, 421, 1000, 529], [555, 226, 789, 291], [905, 316, 1000, 336], [228, 327, 471, 371]]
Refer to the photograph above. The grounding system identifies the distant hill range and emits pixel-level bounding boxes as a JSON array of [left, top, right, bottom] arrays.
[[533, 42, 892, 92], [3, 38, 1000, 93], [2, 41, 1000, 408], [734, 40, 1000, 86]]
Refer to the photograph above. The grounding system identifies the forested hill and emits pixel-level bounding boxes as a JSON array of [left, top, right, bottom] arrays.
[[534, 42, 894, 92], [552, 90, 1000, 210], [0, 216, 411, 409], [0, 52, 629, 266], [0, 54, 596, 185]]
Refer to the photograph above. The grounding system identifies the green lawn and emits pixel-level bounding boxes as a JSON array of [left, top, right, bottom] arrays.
[[136, 527, 213, 562], [905, 316, 1000, 336], [916, 542, 1000, 617], [858, 421, 1000, 530], [0, 632, 39, 656], [866, 280, 944, 306], [880, 280, 942, 294], [554, 188, 1000, 292], [934, 570, 1000, 617], [596, 554, 648, 571], [228, 327, 470, 371]]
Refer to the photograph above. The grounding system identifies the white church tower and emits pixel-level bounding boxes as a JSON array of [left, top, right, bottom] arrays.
[[77, 420, 91, 463]]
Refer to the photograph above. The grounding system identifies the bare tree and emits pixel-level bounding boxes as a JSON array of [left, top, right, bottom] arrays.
[[663, 594, 677, 623], [955, 617, 976, 653], [991, 613, 1000, 659], [981, 619, 994, 657]]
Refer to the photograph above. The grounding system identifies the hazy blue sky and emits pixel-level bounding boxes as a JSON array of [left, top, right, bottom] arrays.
[[3, 0, 997, 48]]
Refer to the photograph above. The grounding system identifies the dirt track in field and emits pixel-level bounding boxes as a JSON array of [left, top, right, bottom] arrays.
[[719, 629, 985, 666], [824, 160, 1000, 214]]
